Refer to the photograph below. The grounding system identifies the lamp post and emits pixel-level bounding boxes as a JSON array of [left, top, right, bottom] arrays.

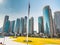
[[24, 0, 32, 45], [27, 0, 30, 45]]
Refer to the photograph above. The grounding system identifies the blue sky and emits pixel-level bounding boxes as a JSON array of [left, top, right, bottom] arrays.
[[0, 0, 60, 32]]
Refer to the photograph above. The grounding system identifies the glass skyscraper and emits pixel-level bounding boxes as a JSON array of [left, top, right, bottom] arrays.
[[24, 16, 27, 33], [38, 16, 44, 33], [54, 11, 60, 37], [29, 17, 34, 34], [10, 20, 15, 33], [3, 15, 10, 33], [4, 20, 10, 33], [20, 17, 24, 34], [43, 6, 53, 37], [15, 18, 20, 34]]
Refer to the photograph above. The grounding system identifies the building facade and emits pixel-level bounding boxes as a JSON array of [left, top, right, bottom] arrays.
[[15, 18, 20, 34], [10, 20, 15, 33], [38, 16, 44, 33], [54, 11, 60, 37], [43, 6, 54, 37], [29, 17, 34, 35], [3, 15, 10, 33], [24, 16, 27, 34], [20, 17, 24, 34]]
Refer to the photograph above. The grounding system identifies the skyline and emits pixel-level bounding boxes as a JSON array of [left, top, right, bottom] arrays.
[[0, 0, 60, 32]]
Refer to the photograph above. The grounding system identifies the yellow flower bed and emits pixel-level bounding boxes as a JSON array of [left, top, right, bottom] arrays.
[[11, 37, 60, 45]]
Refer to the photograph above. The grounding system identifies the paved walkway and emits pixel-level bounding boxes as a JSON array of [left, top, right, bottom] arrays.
[[0, 37, 29, 45]]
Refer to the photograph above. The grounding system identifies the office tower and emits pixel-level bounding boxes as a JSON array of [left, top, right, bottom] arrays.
[[15, 18, 20, 34], [3, 15, 9, 24], [24, 16, 27, 33], [3, 15, 10, 33], [38, 16, 44, 33], [10, 20, 15, 33], [53, 19, 57, 37], [29, 17, 34, 34], [54, 11, 60, 37], [43, 6, 54, 37], [20, 17, 24, 34]]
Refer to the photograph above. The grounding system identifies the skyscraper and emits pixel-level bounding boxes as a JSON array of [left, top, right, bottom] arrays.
[[3, 15, 9, 24], [10, 20, 15, 33], [54, 11, 60, 37], [20, 17, 24, 34], [3, 15, 10, 33], [29, 17, 34, 34], [38, 16, 44, 33], [15, 18, 20, 34], [43, 6, 54, 37], [53, 18, 57, 37], [24, 16, 27, 33]]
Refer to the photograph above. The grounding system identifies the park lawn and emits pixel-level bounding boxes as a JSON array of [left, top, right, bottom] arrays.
[[10, 37, 60, 45]]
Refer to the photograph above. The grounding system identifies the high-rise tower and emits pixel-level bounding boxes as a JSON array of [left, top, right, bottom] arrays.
[[43, 6, 54, 37]]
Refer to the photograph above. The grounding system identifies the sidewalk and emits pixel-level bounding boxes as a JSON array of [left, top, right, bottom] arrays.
[[0, 37, 28, 45]]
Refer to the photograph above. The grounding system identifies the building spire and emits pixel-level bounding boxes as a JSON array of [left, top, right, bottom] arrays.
[[28, 0, 30, 16]]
